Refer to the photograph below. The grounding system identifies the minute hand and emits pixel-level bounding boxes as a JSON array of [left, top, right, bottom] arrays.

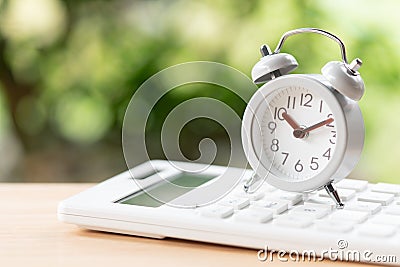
[[303, 118, 334, 133]]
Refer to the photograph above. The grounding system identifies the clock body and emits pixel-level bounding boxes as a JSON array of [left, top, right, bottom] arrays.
[[242, 74, 364, 192]]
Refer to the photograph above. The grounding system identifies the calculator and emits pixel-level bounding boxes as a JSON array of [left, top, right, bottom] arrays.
[[58, 160, 400, 265]]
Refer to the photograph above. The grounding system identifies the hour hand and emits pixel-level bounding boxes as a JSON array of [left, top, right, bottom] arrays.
[[282, 112, 300, 130]]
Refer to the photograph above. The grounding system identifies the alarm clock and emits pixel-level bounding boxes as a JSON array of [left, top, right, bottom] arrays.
[[241, 28, 365, 208]]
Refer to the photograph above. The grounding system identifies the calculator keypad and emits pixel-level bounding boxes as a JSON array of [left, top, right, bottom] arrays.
[[197, 178, 400, 243]]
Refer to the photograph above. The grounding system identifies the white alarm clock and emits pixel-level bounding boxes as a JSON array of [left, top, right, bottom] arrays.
[[242, 28, 365, 208]]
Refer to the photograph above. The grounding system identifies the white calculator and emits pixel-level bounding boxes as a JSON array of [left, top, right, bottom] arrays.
[[58, 160, 400, 265]]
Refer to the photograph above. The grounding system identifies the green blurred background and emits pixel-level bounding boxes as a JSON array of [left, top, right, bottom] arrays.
[[0, 0, 399, 183]]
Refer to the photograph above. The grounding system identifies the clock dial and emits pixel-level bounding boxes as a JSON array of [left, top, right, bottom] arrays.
[[261, 86, 337, 181]]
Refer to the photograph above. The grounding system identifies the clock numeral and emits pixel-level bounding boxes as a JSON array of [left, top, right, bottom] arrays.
[[270, 139, 279, 152], [295, 159, 304, 172], [300, 93, 313, 107], [326, 114, 334, 127], [281, 152, 289, 165], [323, 148, 331, 160], [268, 121, 276, 134], [287, 96, 296, 109], [274, 107, 287, 121], [319, 100, 323, 113], [329, 130, 336, 144], [310, 157, 319, 170]]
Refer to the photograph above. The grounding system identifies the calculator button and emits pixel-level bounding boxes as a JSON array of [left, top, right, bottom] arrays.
[[262, 183, 278, 192], [370, 214, 400, 226], [384, 205, 400, 215], [274, 215, 313, 228], [304, 196, 335, 211], [315, 220, 354, 233], [290, 205, 329, 219], [357, 192, 394, 205], [234, 190, 265, 201], [200, 205, 234, 218], [234, 209, 273, 223], [371, 183, 400, 196], [219, 197, 249, 210], [330, 210, 369, 223], [358, 223, 397, 238], [251, 183, 277, 194], [344, 201, 382, 215], [273, 191, 303, 205], [335, 179, 368, 192], [250, 200, 288, 214], [319, 188, 355, 201]]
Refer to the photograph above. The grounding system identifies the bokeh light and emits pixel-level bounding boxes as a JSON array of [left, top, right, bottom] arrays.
[[54, 92, 112, 144], [0, 0, 399, 183], [0, 0, 66, 46]]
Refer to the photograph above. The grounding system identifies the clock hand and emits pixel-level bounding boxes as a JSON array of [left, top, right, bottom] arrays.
[[303, 117, 334, 133], [282, 112, 300, 130]]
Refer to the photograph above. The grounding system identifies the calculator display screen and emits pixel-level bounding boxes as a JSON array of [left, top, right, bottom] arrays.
[[118, 173, 216, 207]]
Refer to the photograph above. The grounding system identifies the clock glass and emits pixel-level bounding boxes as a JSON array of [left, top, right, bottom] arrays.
[[262, 86, 337, 181]]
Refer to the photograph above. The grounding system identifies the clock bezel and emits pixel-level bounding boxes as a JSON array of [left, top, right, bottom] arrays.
[[242, 74, 349, 192]]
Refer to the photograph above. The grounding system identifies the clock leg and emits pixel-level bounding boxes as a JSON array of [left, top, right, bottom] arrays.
[[324, 182, 345, 209], [243, 173, 261, 193]]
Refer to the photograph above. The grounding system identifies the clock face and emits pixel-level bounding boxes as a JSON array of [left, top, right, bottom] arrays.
[[261, 86, 337, 182]]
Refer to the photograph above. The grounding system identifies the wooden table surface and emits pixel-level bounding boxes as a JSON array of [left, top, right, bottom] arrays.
[[0, 183, 368, 267]]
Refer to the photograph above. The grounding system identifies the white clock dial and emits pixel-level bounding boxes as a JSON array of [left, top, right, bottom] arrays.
[[261, 86, 337, 181]]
